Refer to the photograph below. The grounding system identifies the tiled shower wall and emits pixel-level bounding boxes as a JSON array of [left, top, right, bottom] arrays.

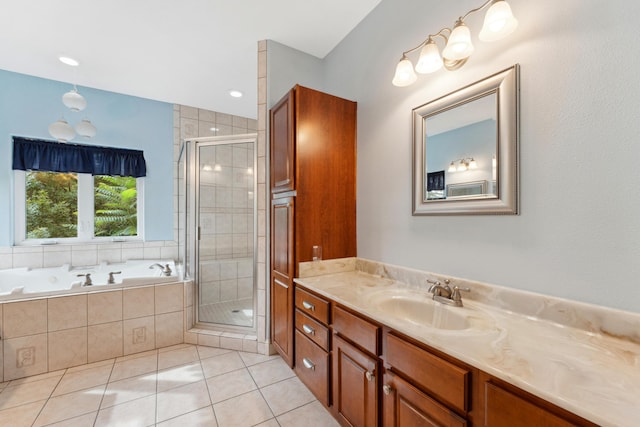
[[173, 43, 268, 352]]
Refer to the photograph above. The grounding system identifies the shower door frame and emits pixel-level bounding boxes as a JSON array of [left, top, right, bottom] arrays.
[[185, 134, 258, 333]]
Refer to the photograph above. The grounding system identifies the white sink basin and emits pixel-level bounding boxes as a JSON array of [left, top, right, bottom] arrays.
[[366, 289, 471, 330]]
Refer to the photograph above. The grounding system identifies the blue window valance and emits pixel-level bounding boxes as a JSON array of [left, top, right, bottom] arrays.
[[12, 137, 147, 177]]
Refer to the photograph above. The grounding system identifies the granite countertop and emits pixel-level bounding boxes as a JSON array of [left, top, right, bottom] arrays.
[[294, 264, 640, 427]]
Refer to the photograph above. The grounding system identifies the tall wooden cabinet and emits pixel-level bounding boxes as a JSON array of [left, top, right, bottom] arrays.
[[270, 85, 357, 367]]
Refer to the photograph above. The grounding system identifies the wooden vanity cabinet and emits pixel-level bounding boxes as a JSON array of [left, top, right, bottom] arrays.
[[294, 287, 332, 406], [481, 373, 599, 427], [271, 196, 295, 366], [332, 306, 381, 427], [270, 85, 356, 367], [382, 331, 477, 427], [382, 371, 467, 427]]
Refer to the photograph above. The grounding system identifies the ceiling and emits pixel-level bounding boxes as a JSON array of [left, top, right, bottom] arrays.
[[0, 0, 382, 119]]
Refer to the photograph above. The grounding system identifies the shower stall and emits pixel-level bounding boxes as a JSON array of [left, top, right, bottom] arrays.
[[179, 134, 257, 331]]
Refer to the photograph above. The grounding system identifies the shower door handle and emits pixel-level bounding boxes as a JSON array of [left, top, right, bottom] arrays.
[[197, 226, 201, 241]]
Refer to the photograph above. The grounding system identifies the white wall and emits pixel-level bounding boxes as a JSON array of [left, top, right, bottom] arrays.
[[266, 40, 325, 107], [316, 0, 640, 312]]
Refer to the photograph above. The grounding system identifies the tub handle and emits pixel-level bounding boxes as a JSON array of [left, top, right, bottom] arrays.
[[108, 271, 122, 284], [76, 273, 92, 286]]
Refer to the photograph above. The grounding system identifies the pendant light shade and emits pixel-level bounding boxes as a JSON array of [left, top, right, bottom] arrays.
[[62, 88, 87, 112], [48, 118, 76, 142], [442, 21, 474, 60], [392, 55, 418, 87], [415, 39, 444, 74], [479, 0, 518, 41], [76, 118, 97, 138]]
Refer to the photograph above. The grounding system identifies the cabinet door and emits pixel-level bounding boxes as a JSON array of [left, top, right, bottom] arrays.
[[332, 334, 378, 427], [484, 382, 583, 427], [270, 89, 295, 193], [271, 197, 294, 366], [383, 371, 467, 427]]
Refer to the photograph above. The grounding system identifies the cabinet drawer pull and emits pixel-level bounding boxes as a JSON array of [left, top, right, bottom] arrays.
[[383, 384, 392, 395], [302, 358, 315, 371], [365, 371, 375, 382], [302, 324, 315, 335], [302, 301, 315, 311]]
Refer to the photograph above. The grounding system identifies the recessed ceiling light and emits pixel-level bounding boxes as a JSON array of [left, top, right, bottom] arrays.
[[59, 56, 80, 67], [229, 90, 243, 98]]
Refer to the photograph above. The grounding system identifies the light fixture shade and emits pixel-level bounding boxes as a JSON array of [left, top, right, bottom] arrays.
[[48, 118, 76, 142], [457, 160, 468, 172], [75, 118, 97, 138], [469, 158, 478, 169], [392, 56, 417, 87], [448, 162, 457, 173], [415, 40, 443, 74], [479, 0, 518, 41], [62, 89, 87, 112], [442, 21, 474, 60]]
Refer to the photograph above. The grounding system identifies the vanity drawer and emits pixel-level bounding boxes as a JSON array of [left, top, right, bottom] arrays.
[[386, 333, 470, 414], [332, 305, 380, 356], [295, 330, 330, 406], [296, 309, 330, 351], [295, 287, 330, 324]]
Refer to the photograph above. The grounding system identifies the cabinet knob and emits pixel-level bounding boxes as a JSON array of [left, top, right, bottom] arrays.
[[302, 358, 315, 371], [302, 301, 315, 311], [365, 371, 375, 382], [302, 324, 315, 335], [383, 384, 393, 395]]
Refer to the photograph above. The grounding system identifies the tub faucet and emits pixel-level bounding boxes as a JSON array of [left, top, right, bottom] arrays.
[[77, 273, 92, 286], [108, 271, 122, 284], [149, 263, 172, 276]]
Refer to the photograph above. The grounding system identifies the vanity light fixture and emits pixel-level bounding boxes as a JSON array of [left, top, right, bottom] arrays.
[[448, 157, 478, 172], [392, 0, 518, 87]]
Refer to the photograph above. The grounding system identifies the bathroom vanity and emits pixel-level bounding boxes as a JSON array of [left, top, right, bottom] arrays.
[[293, 258, 640, 427]]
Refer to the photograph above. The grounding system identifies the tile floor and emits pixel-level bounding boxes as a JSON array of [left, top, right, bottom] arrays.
[[0, 344, 339, 427]]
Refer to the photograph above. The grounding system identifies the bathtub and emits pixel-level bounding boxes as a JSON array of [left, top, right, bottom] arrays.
[[0, 259, 180, 301]]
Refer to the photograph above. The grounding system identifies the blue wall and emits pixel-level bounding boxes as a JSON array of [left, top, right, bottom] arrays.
[[0, 69, 174, 245]]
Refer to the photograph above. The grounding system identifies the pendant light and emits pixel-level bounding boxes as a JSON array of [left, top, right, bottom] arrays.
[[75, 118, 97, 138], [62, 86, 87, 112], [48, 118, 76, 142]]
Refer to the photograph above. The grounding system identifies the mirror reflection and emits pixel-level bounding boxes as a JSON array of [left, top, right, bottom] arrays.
[[425, 94, 497, 201], [412, 65, 519, 215]]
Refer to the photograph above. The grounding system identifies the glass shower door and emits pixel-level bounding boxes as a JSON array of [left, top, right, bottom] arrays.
[[196, 138, 256, 328]]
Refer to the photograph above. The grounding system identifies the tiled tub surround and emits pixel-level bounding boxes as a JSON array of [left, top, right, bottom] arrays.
[[296, 258, 640, 427], [0, 280, 192, 382]]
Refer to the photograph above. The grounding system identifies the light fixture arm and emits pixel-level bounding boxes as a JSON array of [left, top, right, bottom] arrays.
[[460, 0, 495, 22], [399, 27, 451, 58]]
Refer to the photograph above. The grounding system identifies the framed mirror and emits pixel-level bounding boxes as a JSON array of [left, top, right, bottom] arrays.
[[412, 65, 519, 215]]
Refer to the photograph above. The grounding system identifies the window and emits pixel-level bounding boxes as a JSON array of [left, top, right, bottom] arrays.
[[12, 136, 147, 245], [15, 171, 144, 244]]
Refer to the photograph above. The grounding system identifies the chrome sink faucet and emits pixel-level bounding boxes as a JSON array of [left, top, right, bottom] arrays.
[[427, 278, 470, 307]]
